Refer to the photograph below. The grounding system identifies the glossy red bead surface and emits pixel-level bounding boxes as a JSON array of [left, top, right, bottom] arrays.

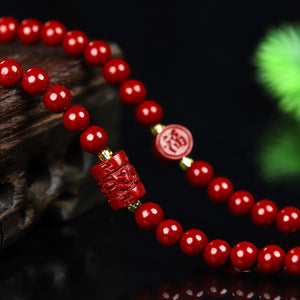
[[285, 247, 300, 276], [228, 191, 255, 216], [276, 206, 300, 234], [62, 30, 89, 57], [0, 16, 18, 43], [80, 125, 108, 153], [204, 239, 231, 267], [21, 67, 50, 95], [186, 161, 214, 187], [180, 229, 207, 257], [43, 85, 72, 113], [251, 199, 278, 227], [230, 241, 258, 271], [17, 18, 41, 45], [0, 59, 23, 87], [84, 40, 111, 66], [135, 202, 164, 230], [63, 105, 90, 132], [257, 245, 285, 273], [135, 100, 163, 127], [40, 20, 66, 47], [102, 58, 131, 85], [207, 177, 234, 203], [156, 219, 183, 247], [119, 79, 147, 106]]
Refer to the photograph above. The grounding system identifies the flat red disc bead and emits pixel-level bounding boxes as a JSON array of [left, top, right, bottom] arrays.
[[207, 177, 234, 203], [63, 105, 90, 132], [0, 16, 18, 43], [276, 206, 300, 234], [17, 18, 41, 45], [156, 219, 183, 247], [251, 199, 278, 227], [204, 239, 231, 268], [230, 241, 258, 271], [21, 67, 50, 95], [80, 125, 108, 153], [186, 161, 214, 188], [119, 79, 147, 106], [285, 247, 300, 276], [43, 85, 72, 113], [0, 59, 23, 87], [102, 58, 131, 85], [228, 190, 255, 217], [135, 100, 163, 127], [180, 229, 208, 257], [135, 202, 164, 230], [84, 40, 111, 66], [40, 20, 67, 47], [62, 30, 89, 57], [257, 245, 285, 273]]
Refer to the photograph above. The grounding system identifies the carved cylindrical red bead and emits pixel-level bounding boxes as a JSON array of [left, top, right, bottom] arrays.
[[90, 150, 146, 210]]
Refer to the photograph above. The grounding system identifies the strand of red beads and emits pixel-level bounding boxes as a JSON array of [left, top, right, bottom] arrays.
[[0, 16, 300, 276]]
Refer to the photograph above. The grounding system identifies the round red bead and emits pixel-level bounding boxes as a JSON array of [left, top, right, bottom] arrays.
[[135, 202, 164, 230], [135, 100, 163, 127], [80, 125, 108, 153], [102, 58, 131, 85], [228, 191, 255, 217], [119, 79, 147, 106], [21, 67, 50, 95], [156, 219, 183, 247], [40, 20, 66, 47], [257, 245, 285, 273], [17, 18, 41, 45], [285, 247, 300, 276], [204, 239, 231, 267], [180, 229, 208, 257], [186, 161, 214, 188], [84, 40, 111, 66], [63, 105, 90, 132], [276, 206, 300, 234], [207, 177, 234, 203], [0, 16, 18, 43], [0, 59, 23, 87], [43, 85, 72, 113], [251, 199, 278, 227], [62, 30, 89, 57], [230, 241, 258, 271]]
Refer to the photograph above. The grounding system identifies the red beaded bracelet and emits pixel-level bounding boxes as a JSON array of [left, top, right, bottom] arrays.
[[0, 16, 300, 276]]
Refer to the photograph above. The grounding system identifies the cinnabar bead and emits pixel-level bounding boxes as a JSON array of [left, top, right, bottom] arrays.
[[62, 30, 89, 57], [21, 67, 50, 95], [156, 219, 183, 247], [102, 58, 131, 85], [180, 229, 207, 257], [186, 161, 214, 187], [204, 239, 231, 268], [63, 105, 90, 132], [135, 202, 164, 230], [119, 79, 147, 106], [228, 191, 255, 216], [80, 125, 108, 153], [84, 40, 111, 66], [257, 245, 285, 273], [17, 18, 41, 45], [207, 177, 234, 203], [285, 247, 300, 276], [0, 16, 18, 43], [40, 20, 66, 46], [251, 199, 278, 227], [43, 85, 72, 113], [230, 241, 258, 271], [276, 206, 300, 234], [0, 59, 23, 87], [135, 100, 163, 127]]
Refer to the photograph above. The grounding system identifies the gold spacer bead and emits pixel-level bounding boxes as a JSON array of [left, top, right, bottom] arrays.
[[127, 200, 142, 213], [150, 123, 165, 136], [179, 156, 194, 171], [98, 147, 113, 161]]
